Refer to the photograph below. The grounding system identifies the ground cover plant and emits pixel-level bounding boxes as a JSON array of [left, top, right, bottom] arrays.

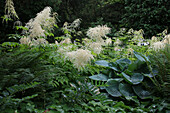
[[0, 3, 170, 113]]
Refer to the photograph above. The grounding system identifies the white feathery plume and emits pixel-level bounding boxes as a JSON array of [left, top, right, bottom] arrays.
[[60, 38, 72, 44], [105, 38, 112, 45], [163, 34, 170, 44], [19, 36, 32, 45], [66, 49, 94, 71], [87, 25, 111, 43], [152, 41, 165, 51], [89, 42, 102, 54]]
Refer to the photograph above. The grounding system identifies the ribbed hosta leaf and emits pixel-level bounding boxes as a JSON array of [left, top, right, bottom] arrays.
[[134, 51, 150, 63], [89, 74, 109, 81], [119, 83, 135, 97], [95, 60, 109, 67], [133, 85, 152, 99], [105, 79, 122, 97], [122, 72, 143, 85]]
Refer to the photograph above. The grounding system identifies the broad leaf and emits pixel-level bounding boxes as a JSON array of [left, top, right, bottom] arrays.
[[133, 85, 152, 99], [95, 60, 109, 67], [119, 83, 135, 97], [134, 51, 150, 63], [122, 72, 143, 85], [116, 58, 131, 71], [105, 79, 122, 97], [108, 62, 119, 71], [89, 74, 109, 81], [134, 51, 145, 62]]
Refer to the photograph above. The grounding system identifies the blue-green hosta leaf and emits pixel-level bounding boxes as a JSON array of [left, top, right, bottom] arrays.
[[122, 72, 143, 85], [89, 74, 109, 81], [132, 85, 152, 99], [134, 51, 145, 62], [119, 83, 135, 97], [105, 79, 122, 97], [128, 60, 144, 72], [134, 51, 150, 63], [143, 73, 154, 78], [116, 58, 131, 65], [95, 60, 109, 67], [108, 62, 119, 71]]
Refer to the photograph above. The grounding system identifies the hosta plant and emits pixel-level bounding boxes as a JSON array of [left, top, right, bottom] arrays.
[[89, 51, 159, 100]]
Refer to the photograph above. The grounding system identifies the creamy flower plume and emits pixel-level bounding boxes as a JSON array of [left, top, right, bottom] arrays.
[[60, 38, 72, 44], [151, 36, 158, 42], [19, 37, 32, 45], [87, 25, 111, 43], [24, 7, 56, 38], [57, 45, 73, 55], [62, 18, 81, 33], [105, 38, 112, 45], [114, 39, 123, 46], [66, 49, 94, 71], [163, 34, 170, 44], [89, 42, 102, 54], [4, 0, 19, 20], [152, 41, 165, 51]]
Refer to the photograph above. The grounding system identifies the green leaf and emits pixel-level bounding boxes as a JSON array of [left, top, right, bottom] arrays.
[[2, 91, 9, 97], [132, 85, 152, 99], [105, 79, 122, 97], [134, 51, 150, 63], [119, 83, 135, 97], [116, 58, 131, 65], [108, 62, 119, 71], [134, 51, 145, 62], [95, 60, 109, 67], [122, 72, 143, 85], [89, 74, 109, 81]]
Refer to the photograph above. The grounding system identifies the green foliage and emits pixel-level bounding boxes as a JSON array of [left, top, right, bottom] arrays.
[[149, 44, 170, 97], [121, 0, 170, 37], [89, 51, 160, 99]]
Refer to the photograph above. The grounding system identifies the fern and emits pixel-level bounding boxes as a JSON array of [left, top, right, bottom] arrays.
[[0, 82, 40, 111]]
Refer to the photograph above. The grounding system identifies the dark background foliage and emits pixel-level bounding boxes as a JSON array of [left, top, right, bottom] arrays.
[[0, 0, 170, 43], [120, 0, 170, 37]]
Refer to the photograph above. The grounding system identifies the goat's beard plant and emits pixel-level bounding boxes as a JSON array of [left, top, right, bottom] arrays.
[[20, 7, 57, 46], [86, 25, 111, 55]]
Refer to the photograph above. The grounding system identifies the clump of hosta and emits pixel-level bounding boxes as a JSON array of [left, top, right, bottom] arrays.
[[87, 25, 111, 43], [66, 49, 94, 71]]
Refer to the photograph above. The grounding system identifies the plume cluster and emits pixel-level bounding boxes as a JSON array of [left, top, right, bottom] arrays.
[[24, 7, 56, 38], [66, 49, 94, 71], [87, 25, 111, 43], [86, 25, 111, 54], [151, 34, 170, 51], [4, 0, 19, 20], [20, 7, 57, 46]]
